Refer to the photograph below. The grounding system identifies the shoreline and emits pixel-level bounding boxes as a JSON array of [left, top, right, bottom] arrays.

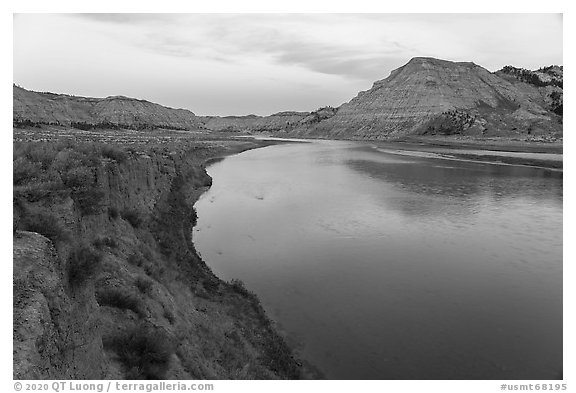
[[129, 137, 306, 379], [371, 145, 563, 171], [13, 131, 304, 379], [249, 133, 563, 170], [192, 140, 326, 380], [399, 136, 563, 154]]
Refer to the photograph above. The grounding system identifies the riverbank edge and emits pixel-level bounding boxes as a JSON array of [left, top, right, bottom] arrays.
[[127, 137, 306, 378], [396, 136, 563, 170], [191, 139, 325, 379], [13, 136, 304, 379], [267, 134, 563, 170], [262, 132, 562, 169]]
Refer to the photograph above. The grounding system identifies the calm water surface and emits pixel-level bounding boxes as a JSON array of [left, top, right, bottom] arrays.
[[193, 140, 562, 379]]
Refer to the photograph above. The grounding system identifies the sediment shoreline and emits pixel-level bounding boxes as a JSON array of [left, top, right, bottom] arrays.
[[370, 138, 563, 170]]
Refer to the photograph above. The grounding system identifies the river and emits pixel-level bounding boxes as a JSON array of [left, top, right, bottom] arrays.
[[193, 140, 563, 379]]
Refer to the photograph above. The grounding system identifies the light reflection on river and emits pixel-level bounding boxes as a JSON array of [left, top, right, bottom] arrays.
[[193, 140, 562, 379]]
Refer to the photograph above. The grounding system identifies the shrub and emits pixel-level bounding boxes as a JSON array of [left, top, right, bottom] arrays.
[[14, 179, 67, 203], [22, 143, 59, 170], [67, 244, 103, 287], [553, 104, 563, 116], [101, 146, 128, 163], [52, 150, 79, 174], [108, 206, 119, 219], [61, 166, 94, 189], [230, 278, 253, 298], [202, 278, 220, 294], [13, 157, 42, 186], [135, 276, 153, 294], [92, 236, 118, 249], [19, 210, 69, 243], [127, 252, 145, 267], [73, 187, 105, 215], [163, 308, 175, 325], [103, 324, 175, 379], [96, 287, 144, 317], [144, 263, 165, 281], [13, 209, 20, 236], [141, 246, 153, 261], [52, 146, 100, 174], [73, 145, 102, 168], [71, 121, 94, 131], [263, 334, 300, 378], [121, 209, 142, 228]]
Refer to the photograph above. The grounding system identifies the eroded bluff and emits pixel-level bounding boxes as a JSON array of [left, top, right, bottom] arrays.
[[13, 142, 300, 380]]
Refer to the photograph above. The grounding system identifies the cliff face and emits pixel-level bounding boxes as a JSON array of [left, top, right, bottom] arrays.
[[296, 57, 562, 140], [14, 232, 104, 379], [13, 85, 204, 131], [13, 139, 300, 379]]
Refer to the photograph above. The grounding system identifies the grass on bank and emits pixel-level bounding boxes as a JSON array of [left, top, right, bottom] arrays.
[[103, 323, 175, 379], [67, 244, 103, 287], [13, 142, 131, 241], [13, 137, 302, 379], [96, 287, 146, 317]]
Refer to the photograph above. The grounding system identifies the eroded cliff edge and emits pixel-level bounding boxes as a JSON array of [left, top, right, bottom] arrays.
[[13, 135, 301, 379]]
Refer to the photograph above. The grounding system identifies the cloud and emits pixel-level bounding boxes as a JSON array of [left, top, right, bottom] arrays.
[[72, 13, 175, 24], [69, 13, 417, 80], [192, 15, 418, 80], [263, 39, 409, 80], [15, 13, 563, 116]]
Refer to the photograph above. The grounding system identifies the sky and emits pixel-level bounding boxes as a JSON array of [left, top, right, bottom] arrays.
[[13, 13, 563, 116]]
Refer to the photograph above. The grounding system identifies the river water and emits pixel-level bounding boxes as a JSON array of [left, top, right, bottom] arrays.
[[193, 140, 563, 379]]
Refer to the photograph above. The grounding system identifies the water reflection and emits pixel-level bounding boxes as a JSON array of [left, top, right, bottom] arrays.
[[193, 141, 563, 380], [345, 155, 562, 220]]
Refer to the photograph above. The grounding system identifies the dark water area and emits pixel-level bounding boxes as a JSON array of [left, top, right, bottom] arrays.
[[193, 140, 563, 379]]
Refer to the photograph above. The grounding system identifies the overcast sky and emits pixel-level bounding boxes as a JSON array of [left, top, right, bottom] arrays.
[[13, 13, 563, 116]]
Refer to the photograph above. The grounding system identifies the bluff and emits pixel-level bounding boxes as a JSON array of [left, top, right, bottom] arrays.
[[13, 85, 204, 131], [13, 137, 301, 379], [295, 57, 563, 140]]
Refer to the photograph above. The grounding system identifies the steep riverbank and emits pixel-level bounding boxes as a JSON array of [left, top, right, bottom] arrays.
[[13, 132, 301, 379]]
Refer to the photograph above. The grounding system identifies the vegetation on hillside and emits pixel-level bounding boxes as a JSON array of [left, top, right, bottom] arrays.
[[13, 141, 126, 225], [499, 65, 563, 88], [70, 121, 190, 132], [498, 65, 563, 118], [13, 130, 301, 379], [549, 91, 563, 116], [424, 110, 477, 135]]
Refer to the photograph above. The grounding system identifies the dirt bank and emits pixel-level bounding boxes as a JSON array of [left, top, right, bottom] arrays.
[[13, 130, 301, 379]]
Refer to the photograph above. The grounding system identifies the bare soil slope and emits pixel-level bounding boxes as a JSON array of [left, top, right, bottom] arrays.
[[294, 57, 562, 140], [13, 85, 204, 131]]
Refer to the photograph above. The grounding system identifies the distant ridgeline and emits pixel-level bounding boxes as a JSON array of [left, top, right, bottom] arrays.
[[13, 57, 563, 140], [200, 60, 562, 140], [13, 85, 205, 131], [198, 106, 338, 134]]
